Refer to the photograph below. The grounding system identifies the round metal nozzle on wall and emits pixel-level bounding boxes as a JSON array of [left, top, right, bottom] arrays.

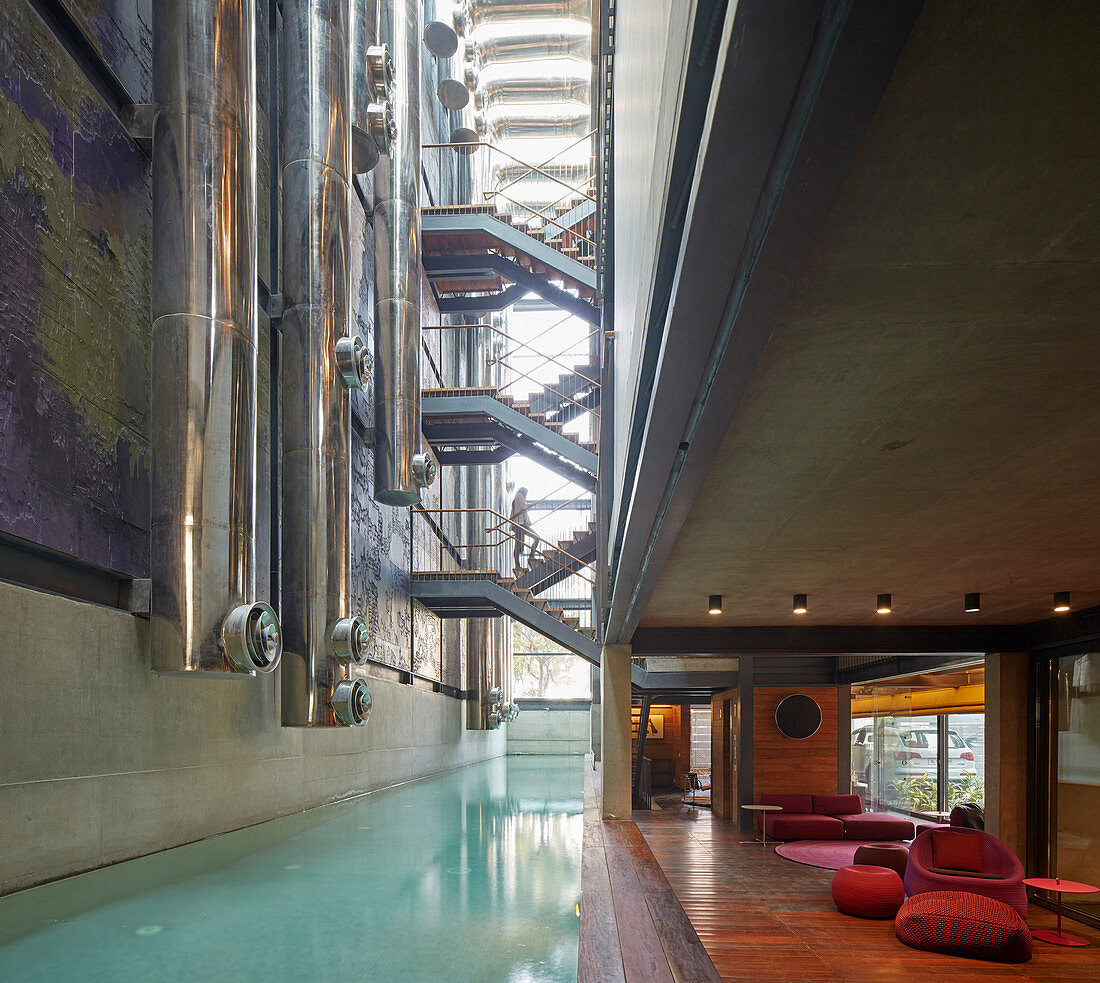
[[332, 677, 373, 727], [221, 602, 283, 674], [366, 44, 394, 100], [412, 451, 438, 489], [335, 335, 372, 390], [331, 615, 370, 667], [488, 709, 503, 730], [501, 702, 520, 723]]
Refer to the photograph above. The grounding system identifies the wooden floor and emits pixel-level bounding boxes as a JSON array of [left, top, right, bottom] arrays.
[[578, 766, 722, 983], [631, 796, 1100, 983]]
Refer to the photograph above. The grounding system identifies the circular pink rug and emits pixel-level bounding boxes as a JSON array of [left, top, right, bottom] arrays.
[[774, 840, 864, 870]]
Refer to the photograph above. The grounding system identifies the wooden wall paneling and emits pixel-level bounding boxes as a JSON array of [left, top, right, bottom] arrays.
[[752, 686, 839, 799]]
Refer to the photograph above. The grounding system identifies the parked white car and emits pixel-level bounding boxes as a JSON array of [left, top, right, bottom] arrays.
[[851, 724, 978, 784], [896, 727, 977, 779]]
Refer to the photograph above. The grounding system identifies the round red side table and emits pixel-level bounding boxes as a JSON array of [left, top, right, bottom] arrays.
[[1023, 877, 1099, 947]]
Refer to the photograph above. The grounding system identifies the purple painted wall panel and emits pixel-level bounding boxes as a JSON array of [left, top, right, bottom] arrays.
[[0, 0, 150, 575]]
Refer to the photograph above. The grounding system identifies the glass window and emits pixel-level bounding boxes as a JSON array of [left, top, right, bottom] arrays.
[[690, 707, 712, 772], [851, 664, 984, 820], [1043, 652, 1100, 925], [947, 712, 984, 809]]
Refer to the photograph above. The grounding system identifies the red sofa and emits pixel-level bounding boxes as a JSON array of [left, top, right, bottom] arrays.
[[757, 793, 915, 841]]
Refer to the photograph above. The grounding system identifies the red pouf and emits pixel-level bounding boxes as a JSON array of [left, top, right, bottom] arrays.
[[831, 864, 905, 918], [853, 843, 909, 878], [895, 891, 1032, 963]]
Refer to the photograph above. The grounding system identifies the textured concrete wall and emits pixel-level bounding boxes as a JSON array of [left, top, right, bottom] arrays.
[[0, 580, 505, 895], [506, 707, 591, 755], [0, 0, 497, 895]]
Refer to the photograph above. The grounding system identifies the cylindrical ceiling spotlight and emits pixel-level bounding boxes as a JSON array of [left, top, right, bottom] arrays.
[[1053, 591, 1071, 613], [708, 595, 722, 615], [876, 593, 892, 615], [792, 593, 808, 615], [964, 592, 981, 613]]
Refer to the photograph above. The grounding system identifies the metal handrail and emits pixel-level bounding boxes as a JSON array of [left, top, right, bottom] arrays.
[[421, 322, 601, 421], [423, 139, 595, 203], [483, 187, 596, 249], [485, 128, 597, 204], [413, 507, 595, 585]]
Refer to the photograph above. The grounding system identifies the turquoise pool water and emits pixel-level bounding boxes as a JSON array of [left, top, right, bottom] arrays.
[[0, 756, 584, 983]]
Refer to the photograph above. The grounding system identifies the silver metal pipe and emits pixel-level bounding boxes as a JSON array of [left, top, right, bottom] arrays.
[[352, 0, 396, 173], [373, 0, 432, 505], [151, 0, 281, 675], [465, 322, 495, 729], [471, 29, 589, 67], [281, 0, 371, 725], [459, 0, 591, 31]]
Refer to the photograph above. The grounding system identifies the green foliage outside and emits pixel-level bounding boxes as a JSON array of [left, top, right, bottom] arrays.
[[887, 772, 986, 812]]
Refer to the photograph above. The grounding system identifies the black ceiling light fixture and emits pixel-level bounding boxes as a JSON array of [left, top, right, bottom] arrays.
[[876, 593, 892, 614], [792, 593, 808, 614], [1053, 591, 1071, 613], [708, 594, 722, 615], [964, 592, 981, 613]]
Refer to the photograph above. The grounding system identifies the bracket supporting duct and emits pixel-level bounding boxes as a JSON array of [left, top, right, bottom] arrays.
[[280, 0, 371, 725], [150, 0, 280, 674]]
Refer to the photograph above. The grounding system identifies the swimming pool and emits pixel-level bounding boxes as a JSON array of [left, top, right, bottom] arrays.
[[0, 755, 584, 983]]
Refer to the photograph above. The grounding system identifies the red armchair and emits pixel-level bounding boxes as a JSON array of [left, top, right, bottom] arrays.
[[903, 827, 1027, 920]]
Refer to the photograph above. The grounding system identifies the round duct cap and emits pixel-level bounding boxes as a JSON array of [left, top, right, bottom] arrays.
[[449, 127, 478, 155], [336, 335, 371, 389], [437, 78, 470, 111], [332, 678, 373, 727], [222, 602, 282, 674], [423, 20, 459, 58], [331, 615, 370, 667]]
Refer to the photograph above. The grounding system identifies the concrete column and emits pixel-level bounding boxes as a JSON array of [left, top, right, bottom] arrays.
[[985, 652, 1029, 863], [590, 663, 602, 762], [601, 643, 632, 819]]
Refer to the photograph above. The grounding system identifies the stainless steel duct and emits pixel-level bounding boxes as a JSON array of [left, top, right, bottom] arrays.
[[151, 0, 281, 675], [458, 0, 590, 31], [352, 0, 396, 174], [373, 0, 434, 505], [281, 0, 372, 726], [471, 29, 589, 67]]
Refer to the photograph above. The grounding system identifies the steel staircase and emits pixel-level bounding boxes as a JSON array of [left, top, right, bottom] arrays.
[[515, 521, 596, 594], [421, 382, 598, 490], [410, 571, 600, 664], [422, 208, 599, 325]]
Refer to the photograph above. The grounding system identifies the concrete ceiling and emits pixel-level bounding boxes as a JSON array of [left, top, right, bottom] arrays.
[[641, 0, 1100, 629]]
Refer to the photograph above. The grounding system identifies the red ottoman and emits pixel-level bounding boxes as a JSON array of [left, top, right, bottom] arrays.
[[895, 891, 1032, 963], [831, 864, 905, 918], [853, 843, 909, 878]]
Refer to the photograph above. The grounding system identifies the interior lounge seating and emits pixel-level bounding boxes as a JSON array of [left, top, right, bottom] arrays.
[[758, 793, 915, 841], [904, 828, 1027, 920]]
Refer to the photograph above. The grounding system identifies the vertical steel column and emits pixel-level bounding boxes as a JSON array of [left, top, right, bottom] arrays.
[[151, 0, 281, 675], [281, 0, 372, 726]]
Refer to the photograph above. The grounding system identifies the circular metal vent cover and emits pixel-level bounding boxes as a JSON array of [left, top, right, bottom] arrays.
[[449, 127, 478, 155], [423, 20, 459, 58], [437, 78, 470, 111]]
